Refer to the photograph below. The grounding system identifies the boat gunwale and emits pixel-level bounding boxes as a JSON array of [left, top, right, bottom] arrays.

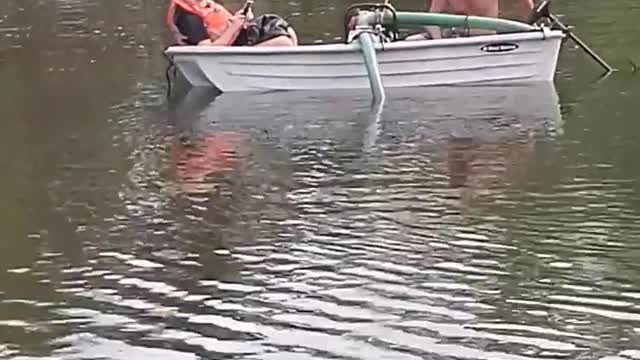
[[164, 29, 565, 57]]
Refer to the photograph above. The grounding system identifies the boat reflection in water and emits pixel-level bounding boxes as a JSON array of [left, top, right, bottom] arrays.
[[167, 82, 563, 209], [171, 131, 250, 195], [46, 82, 567, 360]]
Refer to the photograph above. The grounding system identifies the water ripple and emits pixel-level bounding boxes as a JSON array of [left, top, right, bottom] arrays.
[[2, 4, 640, 355]]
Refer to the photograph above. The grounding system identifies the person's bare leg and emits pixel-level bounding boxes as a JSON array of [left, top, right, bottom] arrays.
[[255, 35, 295, 47], [404, 0, 449, 41], [405, 32, 433, 41], [516, 0, 535, 21], [255, 26, 298, 47], [287, 27, 298, 46]]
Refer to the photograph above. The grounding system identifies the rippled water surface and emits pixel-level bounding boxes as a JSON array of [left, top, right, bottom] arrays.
[[1, 0, 640, 359]]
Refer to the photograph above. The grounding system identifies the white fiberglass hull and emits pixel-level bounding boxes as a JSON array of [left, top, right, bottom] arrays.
[[164, 28, 564, 92]]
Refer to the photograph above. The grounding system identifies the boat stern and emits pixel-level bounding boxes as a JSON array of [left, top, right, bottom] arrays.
[[165, 46, 231, 90]]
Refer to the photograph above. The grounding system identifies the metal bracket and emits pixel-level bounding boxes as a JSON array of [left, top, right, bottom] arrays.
[[541, 25, 553, 40], [344, 2, 398, 43]]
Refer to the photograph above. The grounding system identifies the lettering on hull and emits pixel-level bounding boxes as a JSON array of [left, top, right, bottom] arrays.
[[481, 43, 519, 53]]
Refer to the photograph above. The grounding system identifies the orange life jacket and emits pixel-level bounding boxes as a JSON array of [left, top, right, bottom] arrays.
[[169, 0, 232, 33]]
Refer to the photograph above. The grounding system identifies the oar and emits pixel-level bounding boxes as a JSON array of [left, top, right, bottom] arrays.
[[630, 59, 638, 74], [549, 14, 614, 74], [529, 0, 614, 74]]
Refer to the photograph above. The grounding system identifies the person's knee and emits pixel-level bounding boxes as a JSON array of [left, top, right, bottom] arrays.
[[405, 33, 432, 41], [256, 35, 295, 47], [287, 27, 298, 45]]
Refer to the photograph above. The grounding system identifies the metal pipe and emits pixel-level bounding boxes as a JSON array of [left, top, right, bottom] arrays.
[[385, 11, 537, 33], [358, 31, 385, 102], [363, 95, 384, 152]]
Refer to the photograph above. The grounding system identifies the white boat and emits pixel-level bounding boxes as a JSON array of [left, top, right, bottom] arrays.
[[165, 27, 565, 92]]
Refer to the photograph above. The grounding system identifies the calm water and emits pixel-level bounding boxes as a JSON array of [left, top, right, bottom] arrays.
[[1, 0, 640, 359]]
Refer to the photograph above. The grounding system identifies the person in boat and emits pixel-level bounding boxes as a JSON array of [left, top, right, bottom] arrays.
[[167, 0, 297, 47], [405, 0, 535, 40]]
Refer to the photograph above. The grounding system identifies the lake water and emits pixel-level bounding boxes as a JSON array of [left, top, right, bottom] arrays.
[[1, 0, 640, 359]]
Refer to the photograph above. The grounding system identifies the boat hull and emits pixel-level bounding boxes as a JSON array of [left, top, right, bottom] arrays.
[[165, 29, 564, 92]]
